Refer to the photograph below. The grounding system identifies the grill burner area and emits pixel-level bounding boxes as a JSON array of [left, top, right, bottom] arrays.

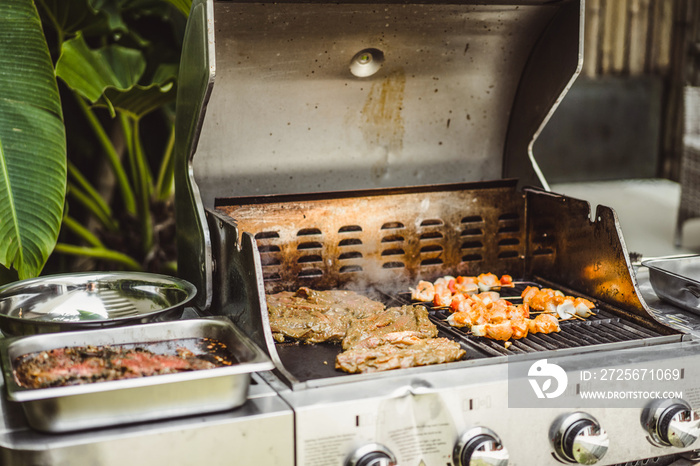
[[272, 280, 665, 384], [210, 181, 680, 390]]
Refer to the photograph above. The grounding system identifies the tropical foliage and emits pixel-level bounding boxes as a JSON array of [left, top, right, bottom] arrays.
[[0, 1, 66, 281], [0, 0, 191, 284]]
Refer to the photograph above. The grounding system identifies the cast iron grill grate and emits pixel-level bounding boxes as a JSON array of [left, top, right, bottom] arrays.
[[384, 280, 662, 357], [272, 278, 665, 384]]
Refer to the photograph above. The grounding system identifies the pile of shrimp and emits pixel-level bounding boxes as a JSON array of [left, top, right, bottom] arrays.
[[409, 274, 595, 342], [410, 273, 514, 307], [521, 286, 595, 319]]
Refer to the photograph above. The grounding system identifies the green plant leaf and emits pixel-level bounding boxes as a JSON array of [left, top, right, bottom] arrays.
[[104, 83, 176, 120], [161, 0, 192, 17], [36, 0, 110, 40], [0, 0, 66, 279], [56, 34, 176, 119], [89, 0, 128, 33], [56, 33, 145, 116]]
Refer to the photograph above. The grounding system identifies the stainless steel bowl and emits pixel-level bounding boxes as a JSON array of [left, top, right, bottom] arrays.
[[0, 272, 197, 335]]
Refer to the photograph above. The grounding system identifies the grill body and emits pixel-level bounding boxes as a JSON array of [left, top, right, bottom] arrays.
[[202, 182, 700, 465], [172, 0, 700, 464]]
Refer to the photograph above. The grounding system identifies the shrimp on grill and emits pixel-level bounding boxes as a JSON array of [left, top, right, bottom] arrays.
[[481, 299, 510, 323], [521, 286, 595, 319], [449, 293, 471, 313], [506, 302, 529, 320], [411, 274, 589, 343], [473, 291, 501, 305], [510, 317, 529, 339], [447, 307, 485, 328], [410, 281, 435, 302], [477, 273, 514, 292], [433, 281, 453, 307], [527, 313, 561, 334], [410, 273, 515, 304], [472, 321, 513, 341], [454, 275, 479, 294], [447, 293, 485, 327], [446, 294, 521, 330]]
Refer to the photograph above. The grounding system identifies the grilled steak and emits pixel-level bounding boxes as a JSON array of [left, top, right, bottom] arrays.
[[341, 304, 438, 350], [266, 287, 385, 343], [14, 341, 231, 389], [335, 331, 465, 373]]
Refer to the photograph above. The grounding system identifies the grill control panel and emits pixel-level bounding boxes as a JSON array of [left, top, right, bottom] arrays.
[[549, 412, 609, 464], [454, 427, 509, 466], [641, 399, 700, 448], [345, 443, 397, 466], [276, 341, 700, 466]]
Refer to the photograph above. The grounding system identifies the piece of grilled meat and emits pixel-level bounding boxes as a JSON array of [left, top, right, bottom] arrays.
[[336, 331, 465, 374], [266, 287, 385, 344]]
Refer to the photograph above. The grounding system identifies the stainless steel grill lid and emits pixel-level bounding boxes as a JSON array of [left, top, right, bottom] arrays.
[[174, 0, 583, 309]]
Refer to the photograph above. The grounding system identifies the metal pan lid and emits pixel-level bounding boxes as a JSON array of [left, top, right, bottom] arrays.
[[0, 272, 196, 325]]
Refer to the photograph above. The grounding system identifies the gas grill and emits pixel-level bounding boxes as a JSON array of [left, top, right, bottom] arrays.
[[170, 0, 700, 464], [1, 0, 699, 465], [211, 181, 678, 387]]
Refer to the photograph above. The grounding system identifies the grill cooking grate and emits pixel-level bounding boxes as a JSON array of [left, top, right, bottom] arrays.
[[274, 280, 667, 386], [384, 280, 662, 357]]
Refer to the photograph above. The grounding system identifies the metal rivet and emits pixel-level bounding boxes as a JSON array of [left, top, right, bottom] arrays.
[[350, 48, 384, 78]]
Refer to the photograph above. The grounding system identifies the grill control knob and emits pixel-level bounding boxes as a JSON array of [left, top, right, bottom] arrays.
[[345, 443, 397, 466], [453, 427, 509, 466], [550, 412, 609, 464], [641, 399, 700, 448]]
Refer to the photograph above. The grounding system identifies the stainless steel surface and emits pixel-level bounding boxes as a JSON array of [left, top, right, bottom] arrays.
[[550, 412, 609, 464], [642, 399, 700, 448], [266, 341, 700, 465], [174, 0, 215, 311], [212, 183, 678, 387], [216, 181, 526, 294], [208, 181, 700, 465], [345, 443, 397, 466], [0, 372, 295, 466], [524, 188, 669, 331], [0, 317, 273, 432], [174, 0, 584, 310], [170, 0, 700, 464], [0, 272, 196, 335], [637, 266, 700, 338], [194, 1, 577, 203], [643, 256, 700, 315], [502, 0, 583, 189], [453, 426, 509, 466]]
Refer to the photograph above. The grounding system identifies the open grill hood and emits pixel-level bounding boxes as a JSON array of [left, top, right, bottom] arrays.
[[174, 0, 584, 310]]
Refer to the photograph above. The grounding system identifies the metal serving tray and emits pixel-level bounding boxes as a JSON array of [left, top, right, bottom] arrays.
[[0, 317, 274, 433], [643, 255, 700, 315]]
